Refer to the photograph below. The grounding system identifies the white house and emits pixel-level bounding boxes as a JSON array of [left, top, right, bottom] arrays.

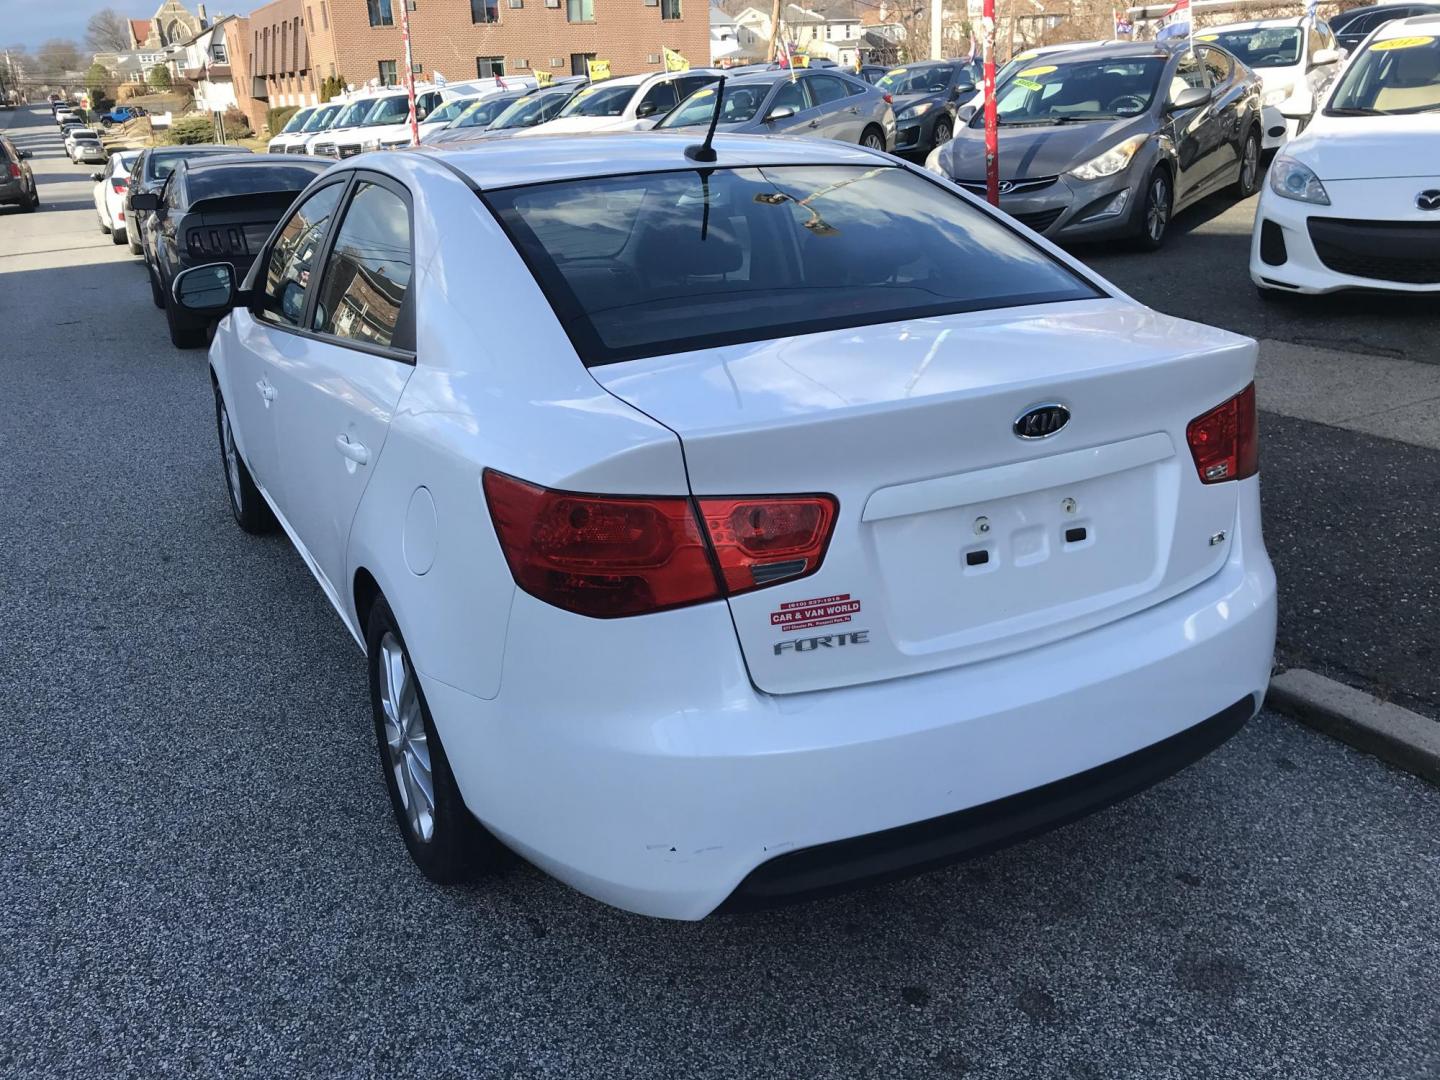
[[179, 15, 238, 113], [711, 3, 745, 64]]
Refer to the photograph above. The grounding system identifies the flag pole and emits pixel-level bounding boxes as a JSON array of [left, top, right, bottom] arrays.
[[399, 0, 420, 146]]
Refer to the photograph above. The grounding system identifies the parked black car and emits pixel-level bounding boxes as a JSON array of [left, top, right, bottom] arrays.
[[1327, 1, 1440, 52], [0, 134, 39, 212], [133, 154, 326, 348], [123, 144, 251, 257], [929, 40, 1264, 250], [876, 59, 982, 156]]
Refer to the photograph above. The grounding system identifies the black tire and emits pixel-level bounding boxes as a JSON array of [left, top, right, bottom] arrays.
[[148, 259, 165, 309], [1233, 127, 1262, 198], [128, 228, 142, 256], [859, 124, 887, 152], [213, 386, 276, 534], [365, 596, 503, 885], [931, 116, 953, 150], [1131, 167, 1172, 252], [165, 291, 209, 349], [111, 225, 126, 245]]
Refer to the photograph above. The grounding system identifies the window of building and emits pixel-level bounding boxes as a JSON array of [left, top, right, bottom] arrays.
[[368, 0, 394, 27], [570, 52, 596, 74], [320, 1, 329, 27], [471, 0, 500, 21], [567, 0, 593, 22], [378, 59, 398, 85], [661, 0, 681, 18], [476, 56, 506, 78]]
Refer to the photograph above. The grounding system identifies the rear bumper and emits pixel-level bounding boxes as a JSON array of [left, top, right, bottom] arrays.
[[423, 482, 1276, 920]]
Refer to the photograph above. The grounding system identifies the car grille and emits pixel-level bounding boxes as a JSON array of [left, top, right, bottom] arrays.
[[1308, 218, 1440, 285], [337, 144, 361, 159], [286, 145, 309, 154], [955, 176, 1059, 197], [314, 142, 338, 158], [1010, 207, 1065, 233]]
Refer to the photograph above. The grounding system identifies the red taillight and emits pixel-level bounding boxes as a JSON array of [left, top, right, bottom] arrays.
[[1186, 382, 1258, 484], [482, 470, 837, 618], [6, 163, 19, 180], [882, 92, 893, 104], [111, 180, 127, 194]]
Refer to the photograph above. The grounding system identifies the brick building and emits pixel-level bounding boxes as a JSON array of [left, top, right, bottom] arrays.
[[244, 0, 711, 131]]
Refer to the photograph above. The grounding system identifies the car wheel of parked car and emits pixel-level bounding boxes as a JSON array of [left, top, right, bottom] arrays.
[[1133, 167, 1172, 252], [1233, 129, 1261, 198], [932, 117, 953, 148], [21, 189, 38, 212], [165, 293, 209, 349], [860, 125, 887, 151], [213, 387, 276, 534], [366, 596, 503, 885], [99, 216, 111, 234], [111, 226, 126, 246], [128, 230, 143, 256], [148, 261, 165, 309]]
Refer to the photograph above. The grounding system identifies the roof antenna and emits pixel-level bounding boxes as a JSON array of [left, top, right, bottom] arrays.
[[684, 75, 726, 164]]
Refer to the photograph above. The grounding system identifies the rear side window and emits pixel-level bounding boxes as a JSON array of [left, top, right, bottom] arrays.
[[188, 163, 323, 202], [311, 182, 414, 351], [261, 183, 346, 328], [486, 165, 1100, 366], [1201, 47, 1232, 83]]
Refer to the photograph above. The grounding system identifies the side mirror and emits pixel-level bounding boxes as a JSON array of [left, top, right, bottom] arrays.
[[956, 104, 977, 123], [90, 171, 104, 181], [635, 99, 659, 118], [130, 192, 160, 211], [1310, 48, 1340, 66], [18, 149, 31, 159], [953, 82, 976, 98], [766, 104, 797, 122], [173, 263, 236, 313], [1167, 86, 1211, 111], [280, 279, 306, 323]]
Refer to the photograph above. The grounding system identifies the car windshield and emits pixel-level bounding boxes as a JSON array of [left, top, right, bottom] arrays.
[[657, 83, 772, 127], [485, 164, 1098, 366], [280, 109, 314, 133], [985, 56, 1166, 124], [452, 94, 517, 127], [489, 89, 575, 128], [333, 98, 374, 127], [1327, 33, 1440, 113], [1198, 27, 1303, 67], [426, 98, 473, 124], [877, 65, 955, 95], [301, 105, 340, 131], [188, 162, 325, 202], [557, 82, 637, 117], [364, 96, 411, 125]]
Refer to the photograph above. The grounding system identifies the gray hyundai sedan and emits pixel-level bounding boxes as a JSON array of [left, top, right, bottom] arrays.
[[657, 69, 895, 151], [927, 40, 1263, 250]]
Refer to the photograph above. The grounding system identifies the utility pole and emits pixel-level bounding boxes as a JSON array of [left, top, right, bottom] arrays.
[[398, 0, 420, 146], [930, 0, 943, 59], [766, 0, 783, 66], [983, 0, 998, 205]]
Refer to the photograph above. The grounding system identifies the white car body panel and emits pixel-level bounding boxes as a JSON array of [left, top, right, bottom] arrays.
[[92, 151, 136, 235], [1200, 18, 1341, 150], [209, 135, 1276, 919]]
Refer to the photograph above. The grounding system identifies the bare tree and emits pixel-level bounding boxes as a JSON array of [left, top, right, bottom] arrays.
[[36, 39, 83, 78], [86, 8, 133, 54]]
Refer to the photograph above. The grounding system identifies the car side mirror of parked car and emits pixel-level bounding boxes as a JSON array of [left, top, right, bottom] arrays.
[[1167, 86, 1211, 111], [129, 192, 160, 211], [766, 105, 797, 122], [1310, 48, 1340, 67], [174, 263, 237, 314], [956, 104, 977, 123], [952, 83, 976, 98], [636, 100, 659, 118], [90, 171, 104, 181], [18, 149, 31, 159]]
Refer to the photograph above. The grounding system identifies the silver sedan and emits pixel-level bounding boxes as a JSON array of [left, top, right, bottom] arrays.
[[656, 70, 895, 151]]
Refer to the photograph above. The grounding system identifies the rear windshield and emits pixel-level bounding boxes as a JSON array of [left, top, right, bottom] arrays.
[[485, 165, 1099, 366], [147, 147, 240, 180], [188, 162, 324, 202]]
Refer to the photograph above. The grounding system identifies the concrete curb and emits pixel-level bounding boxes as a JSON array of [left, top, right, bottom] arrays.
[[1268, 668, 1440, 786]]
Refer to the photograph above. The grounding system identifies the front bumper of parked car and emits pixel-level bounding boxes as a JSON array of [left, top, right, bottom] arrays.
[[948, 165, 1148, 242], [1251, 177, 1440, 295]]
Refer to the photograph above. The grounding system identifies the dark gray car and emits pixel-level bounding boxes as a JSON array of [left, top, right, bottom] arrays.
[[657, 69, 895, 151], [124, 144, 252, 257], [875, 59, 981, 156], [0, 134, 39, 212], [928, 40, 1263, 249]]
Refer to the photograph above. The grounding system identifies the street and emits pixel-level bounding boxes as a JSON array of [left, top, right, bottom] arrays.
[[2, 103, 1438, 1079]]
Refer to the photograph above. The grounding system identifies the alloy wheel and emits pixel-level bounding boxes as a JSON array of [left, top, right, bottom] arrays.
[[1241, 134, 1259, 193], [1147, 176, 1170, 244], [862, 131, 886, 150], [933, 119, 953, 146], [219, 402, 243, 511], [378, 633, 435, 844]]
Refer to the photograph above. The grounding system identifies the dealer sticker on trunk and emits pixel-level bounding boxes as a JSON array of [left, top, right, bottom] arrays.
[[770, 593, 862, 632]]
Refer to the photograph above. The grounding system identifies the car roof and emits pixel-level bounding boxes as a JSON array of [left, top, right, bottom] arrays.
[[1021, 40, 1172, 64], [428, 131, 884, 190], [1376, 10, 1440, 35], [182, 153, 321, 172]]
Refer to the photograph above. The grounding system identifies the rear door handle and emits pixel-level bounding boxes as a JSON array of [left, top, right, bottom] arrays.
[[335, 434, 370, 466]]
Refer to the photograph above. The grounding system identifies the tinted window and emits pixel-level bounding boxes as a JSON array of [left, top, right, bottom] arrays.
[[365, 96, 410, 125], [1201, 47, 1233, 83], [1170, 50, 1209, 100], [639, 81, 679, 115], [877, 65, 954, 95], [558, 82, 637, 117], [486, 165, 1099, 366], [990, 58, 1166, 122], [146, 147, 239, 181], [808, 74, 850, 105], [261, 183, 345, 329], [659, 82, 770, 127], [770, 78, 810, 113], [188, 162, 324, 203], [1200, 27, 1301, 67], [455, 93, 520, 127], [312, 182, 413, 351], [490, 88, 573, 128]]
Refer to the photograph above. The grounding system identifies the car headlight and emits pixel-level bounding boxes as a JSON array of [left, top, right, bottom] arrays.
[[1068, 134, 1147, 182], [1263, 83, 1294, 108], [1269, 155, 1329, 204], [924, 145, 948, 176], [895, 101, 935, 122]]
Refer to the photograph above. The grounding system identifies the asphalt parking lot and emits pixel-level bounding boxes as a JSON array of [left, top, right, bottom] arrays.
[[2, 105, 1437, 1079]]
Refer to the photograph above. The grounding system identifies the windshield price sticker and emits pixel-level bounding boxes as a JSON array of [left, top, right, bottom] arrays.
[[1370, 35, 1434, 50], [1014, 78, 1044, 91], [1195, 34, 1219, 41], [770, 593, 862, 632]]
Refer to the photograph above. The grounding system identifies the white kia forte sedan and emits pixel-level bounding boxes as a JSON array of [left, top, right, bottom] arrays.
[[174, 131, 1277, 920], [1251, 14, 1440, 296]]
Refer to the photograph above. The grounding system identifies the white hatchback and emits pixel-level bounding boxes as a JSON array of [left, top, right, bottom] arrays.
[[1251, 14, 1440, 295], [174, 132, 1276, 920], [91, 149, 138, 243]]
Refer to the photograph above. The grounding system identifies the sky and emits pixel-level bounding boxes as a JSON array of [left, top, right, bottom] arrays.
[[5, 0, 229, 51]]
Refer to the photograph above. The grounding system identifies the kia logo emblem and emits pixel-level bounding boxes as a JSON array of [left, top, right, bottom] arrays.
[[1418, 190, 1440, 212], [1014, 403, 1070, 439]]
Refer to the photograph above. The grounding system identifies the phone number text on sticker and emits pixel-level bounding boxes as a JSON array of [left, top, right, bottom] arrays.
[[770, 593, 862, 632]]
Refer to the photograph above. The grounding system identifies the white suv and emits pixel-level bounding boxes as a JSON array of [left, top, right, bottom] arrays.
[[327, 81, 537, 155], [529, 70, 723, 135]]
